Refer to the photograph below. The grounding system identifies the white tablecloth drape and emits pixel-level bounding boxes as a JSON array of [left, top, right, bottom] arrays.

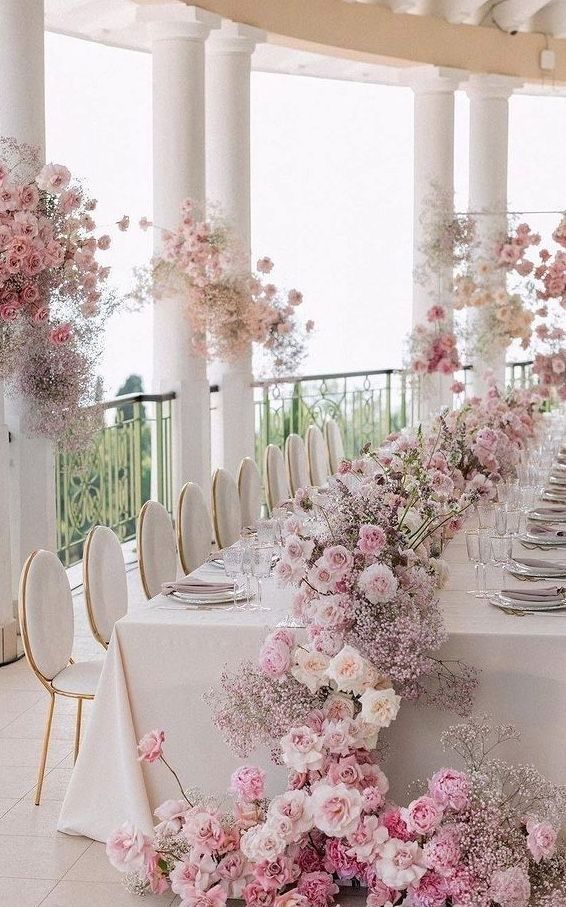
[[58, 537, 566, 843]]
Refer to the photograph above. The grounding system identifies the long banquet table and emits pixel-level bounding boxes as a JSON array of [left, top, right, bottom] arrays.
[[58, 530, 566, 843]]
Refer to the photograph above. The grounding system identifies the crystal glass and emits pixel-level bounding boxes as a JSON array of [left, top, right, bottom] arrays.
[[505, 509, 521, 537], [477, 502, 495, 530], [222, 545, 245, 610], [250, 545, 274, 612], [494, 507, 507, 536], [465, 530, 485, 598], [489, 533, 513, 592], [256, 518, 276, 546]]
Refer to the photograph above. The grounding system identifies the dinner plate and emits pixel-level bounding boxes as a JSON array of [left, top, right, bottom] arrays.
[[507, 561, 566, 579], [490, 595, 566, 613], [519, 533, 566, 547], [549, 475, 566, 486], [171, 587, 247, 605], [528, 510, 566, 523], [542, 491, 566, 503]]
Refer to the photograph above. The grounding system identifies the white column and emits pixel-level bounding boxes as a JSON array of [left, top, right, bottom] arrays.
[[0, 0, 51, 661], [140, 3, 220, 496], [466, 75, 516, 395], [409, 67, 462, 411], [206, 21, 264, 475]]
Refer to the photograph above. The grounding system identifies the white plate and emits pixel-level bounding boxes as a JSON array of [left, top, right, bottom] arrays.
[[528, 510, 566, 523], [507, 563, 566, 579], [171, 588, 247, 605], [520, 533, 566, 547]]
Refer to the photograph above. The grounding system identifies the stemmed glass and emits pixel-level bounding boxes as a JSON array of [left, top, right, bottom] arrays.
[[222, 546, 245, 611], [489, 533, 513, 592], [250, 545, 274, 612], [477, 502, 495, 530], [465, 530, 484, 598]]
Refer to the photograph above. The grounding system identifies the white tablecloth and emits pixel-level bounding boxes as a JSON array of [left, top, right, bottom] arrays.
[[59, 537, 566, 842]]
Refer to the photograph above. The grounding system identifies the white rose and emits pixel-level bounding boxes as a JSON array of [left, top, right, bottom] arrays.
[[360, 688, 401, 728], [327, 644, 368, 694], [281, 726, 324, 773], [291, 648, 330, 694], [376, 838, 427, 889], [358, 563, 399, 605], [240, 823, 286, 862]]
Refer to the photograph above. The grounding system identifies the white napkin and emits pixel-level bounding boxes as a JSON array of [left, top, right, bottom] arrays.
[[161, 576, 235, 596], [501, 586, 564, 603]]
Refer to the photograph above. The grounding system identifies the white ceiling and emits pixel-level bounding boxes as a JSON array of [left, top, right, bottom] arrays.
[[44, 0, 566, 94]]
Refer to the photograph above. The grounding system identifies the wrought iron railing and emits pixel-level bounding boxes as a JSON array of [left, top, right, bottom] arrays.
[[56, 392, 175, 567], [253, 361, 535, 464]]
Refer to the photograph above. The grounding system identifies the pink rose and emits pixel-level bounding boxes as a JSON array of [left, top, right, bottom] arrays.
[[234, 799, 263, 830], [106, 822, 152, 872], [288, 289, 303, 306], [243, 879, 276, 906], [154, 797, 191, 834], [0, 303, 18, 322], [58, 188, 81, 213], [322, 545, 354, 577], [273, 893, 310, 907], [489, 866, 531, 907], [327, 754, 364, 788], [362, 785, 386, 813], [347, 814, 389, 863], [97, 234, 111, 250], [36, 163, 71, 194], [526, 818, 557, 863], [281, 726, 324, 773], [231, 765, 266, 801], [256, 256, 274, 274], [178, 882, 228, 907], [137, 729, 165, 763], [296, 871, 339, 907], [310, 782, 363, 837], [33, 306, 49, 323], [357, 524, 387, 557], [428, 768, 470, 811], [402, 796, 443, 835], [323, 836, 361, 880], [184, 809, 225, 852], [254, 855, 299, 891], [376, 838, 427, 890], [19, 183, 40, 209]]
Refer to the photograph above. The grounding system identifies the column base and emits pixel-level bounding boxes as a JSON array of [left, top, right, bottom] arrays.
[[0, 617, 21, 666]]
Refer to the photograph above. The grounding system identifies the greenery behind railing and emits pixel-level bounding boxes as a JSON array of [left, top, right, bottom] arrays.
[[56, 392, 174, 566]]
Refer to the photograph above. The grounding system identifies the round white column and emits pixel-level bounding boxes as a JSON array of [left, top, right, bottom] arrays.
[[206, 21, 264, 475], [141, 3, 220, 496], [409, 67, 461, 413], [0, 0, 50, 660], [466, 75, 515, 395]]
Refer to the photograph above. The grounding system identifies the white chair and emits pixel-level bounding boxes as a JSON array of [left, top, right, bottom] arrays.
[[325, 417, 346, 474], [238, 457, 262, 529], [264, 444, 291, 513], [83, 526, 128, 649], [285, 433, 310, 496], [212, 468, 242, 549], [19, 549, 103, 804], [306, 424, 330, 487], [177, 482, 213, 575], [137, 500, 177, 599]]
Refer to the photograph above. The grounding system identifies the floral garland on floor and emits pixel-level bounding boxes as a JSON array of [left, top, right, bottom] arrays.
[[107, 385, 566, 906], [130, 200, 313, 375], [0, 137, 127, 446]]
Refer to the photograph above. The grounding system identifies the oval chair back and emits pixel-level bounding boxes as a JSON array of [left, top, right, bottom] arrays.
[[306, 424, 330, 487], [325, 417, 346, 474], [212, 468, 242, 549], [177, 482, 213, 574], [83, 526, 128, 648], [137, 500, 177, 599], [237, 457, 262, 529], [285, 433, 311, 496], [264, 443, 291, 513], [19, 549, 74, 686]]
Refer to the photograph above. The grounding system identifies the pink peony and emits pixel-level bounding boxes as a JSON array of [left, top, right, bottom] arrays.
[[489, 866, 531, 907], [428, 769, 470, 812], [526, 818, 557, 863], [401, 796, 444, 835], [310, 782, 363, 838], [231, 765, 266, 802], [296, 871, 339, 907], [258, 637, 291, 679], [106, 822, 152, 872], [410, 870, 449, 907], [423, 827, 461, 877], [137, 729, 165, 763]]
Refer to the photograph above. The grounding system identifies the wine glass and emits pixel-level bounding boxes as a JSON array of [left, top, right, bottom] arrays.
[[255, 518, 276, 546], [250, 545, 274, 612], [489, 533, 513, 592], [465, 530, 484, 598]]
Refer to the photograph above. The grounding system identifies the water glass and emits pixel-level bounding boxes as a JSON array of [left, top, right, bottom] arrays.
[[256, 518, 276, 546], [250, 545, 274, 611], [494, 507, 507, 536], [505, 509, 521, 536], [465, 530, 485, 598], [489, 534, 513, 591], [477, 503, 495, 530], [222, 546, 245, 610]]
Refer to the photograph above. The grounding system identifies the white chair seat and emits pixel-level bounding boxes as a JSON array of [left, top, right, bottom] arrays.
[[51, 659, 104, 697]]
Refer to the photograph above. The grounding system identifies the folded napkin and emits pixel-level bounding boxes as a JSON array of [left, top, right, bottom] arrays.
[[501, 586, 564, 603], [513, 556, 566, 571], [161, 576, 235, 596], [528, 525, 566, 537]]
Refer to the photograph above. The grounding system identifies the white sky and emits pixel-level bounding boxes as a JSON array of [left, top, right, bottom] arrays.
[[44, 32, 566, 397]]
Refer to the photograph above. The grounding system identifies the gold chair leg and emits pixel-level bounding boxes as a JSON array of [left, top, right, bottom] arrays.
[[74, 698, 83, 764], [35, 693, 55, 806]]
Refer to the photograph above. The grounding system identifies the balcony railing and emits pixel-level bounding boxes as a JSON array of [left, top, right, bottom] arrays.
[[55, 361, 534, 567], [253, 360, 535, 464], [56, 392, 174, 567]]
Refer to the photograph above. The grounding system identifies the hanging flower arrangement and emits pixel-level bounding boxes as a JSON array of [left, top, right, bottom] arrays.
[[130, 200, 313, 375], [407, 304, 461, 376], [0, 137, 125, 447]]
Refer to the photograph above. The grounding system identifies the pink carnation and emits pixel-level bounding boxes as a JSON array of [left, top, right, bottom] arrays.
[[296, 871, 339, 907]]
